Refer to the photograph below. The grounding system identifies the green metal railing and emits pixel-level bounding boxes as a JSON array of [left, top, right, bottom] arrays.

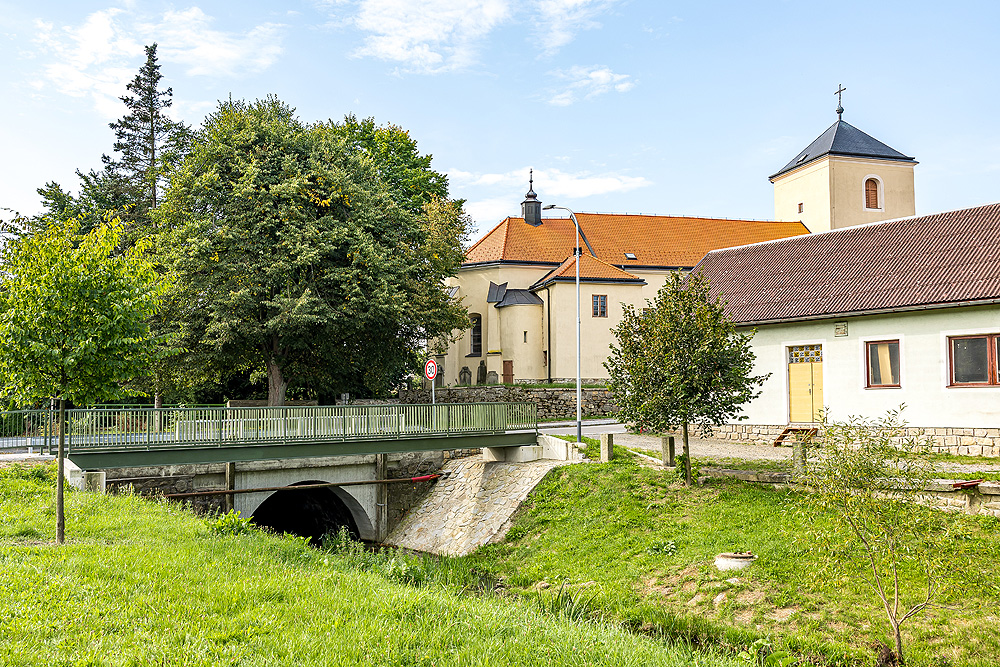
[[0, 409, 55, 452], [5, 403, 536, 456]]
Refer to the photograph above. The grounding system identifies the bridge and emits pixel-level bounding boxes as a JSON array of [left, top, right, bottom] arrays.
[[2, 402, 538, 468], [2, 402, 560, 544]]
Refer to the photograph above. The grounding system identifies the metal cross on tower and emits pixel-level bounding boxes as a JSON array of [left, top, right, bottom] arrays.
[[835, 84, 846, 119]]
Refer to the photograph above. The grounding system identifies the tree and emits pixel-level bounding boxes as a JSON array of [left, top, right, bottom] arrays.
[[0, 216, 166, 543], [104, 43, 191, 232], [329, 114, 451, 216], [804, 409, 943, 666], [32, 43, 190, 239], [605, 272, 768, 485], [156, 97, 470, 405]]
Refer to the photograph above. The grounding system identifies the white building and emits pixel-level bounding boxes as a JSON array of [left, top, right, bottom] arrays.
[[695, 202, 1000, 457]]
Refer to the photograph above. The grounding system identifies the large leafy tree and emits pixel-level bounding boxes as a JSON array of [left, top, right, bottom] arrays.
[[605, 272, 768, 485], [329, 114, 451, 215], [156, 97, 470, 404], [0, 217, 166, 543]]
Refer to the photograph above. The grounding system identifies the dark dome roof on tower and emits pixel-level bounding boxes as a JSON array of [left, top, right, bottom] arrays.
[[769, 120, 916, 181]]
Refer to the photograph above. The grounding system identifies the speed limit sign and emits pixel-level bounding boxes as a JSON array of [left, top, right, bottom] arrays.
[[424, 359, 438, 404]]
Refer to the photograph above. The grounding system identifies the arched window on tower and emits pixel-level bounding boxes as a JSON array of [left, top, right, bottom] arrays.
[[865, 178, 881, 210]]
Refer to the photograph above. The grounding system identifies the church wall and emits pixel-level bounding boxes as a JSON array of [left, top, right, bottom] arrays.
[[548, 281, 648, 382], [438, 264, 551, 386], [772, 157, 832, 232], [498, 303, 545, 382], [828, 157, 916, 230], [731, 305, 1000, 444]]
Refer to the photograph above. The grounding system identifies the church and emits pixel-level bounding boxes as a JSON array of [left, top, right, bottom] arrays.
[[435, 100, 916, 390]]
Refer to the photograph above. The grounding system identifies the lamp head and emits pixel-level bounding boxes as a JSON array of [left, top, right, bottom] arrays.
[[543, 204, 556, 210]]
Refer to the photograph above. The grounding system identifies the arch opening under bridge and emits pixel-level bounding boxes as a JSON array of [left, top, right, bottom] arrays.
[[249, 480, 374, 544]]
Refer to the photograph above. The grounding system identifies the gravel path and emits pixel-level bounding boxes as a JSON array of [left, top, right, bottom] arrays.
[[615, 432, 792, 462]]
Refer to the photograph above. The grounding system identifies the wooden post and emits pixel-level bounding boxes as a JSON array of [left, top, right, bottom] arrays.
[[224, 462, 236, 513], [792, 437, 807, 476], [600, 433, 614, 462], [661, 436, 675, 467], [374, 453, 388, 542]]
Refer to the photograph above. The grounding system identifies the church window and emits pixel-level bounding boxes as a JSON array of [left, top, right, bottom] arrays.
[[865, 178, 881, 210], [866, 340, 900, 388], [469, 315, 482, 356], [797, 202, 804, 214], [592, 295, 608, 318]]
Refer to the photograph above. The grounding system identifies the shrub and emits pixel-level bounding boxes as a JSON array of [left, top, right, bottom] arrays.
[[208, 509, 254, 536]]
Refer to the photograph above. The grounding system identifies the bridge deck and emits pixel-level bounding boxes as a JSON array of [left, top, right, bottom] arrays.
[[0, 403, 538, 468]]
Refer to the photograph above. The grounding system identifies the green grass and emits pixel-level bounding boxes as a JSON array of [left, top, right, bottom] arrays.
[[464, 440, 1000, 667], [0, 463, 741, 667]]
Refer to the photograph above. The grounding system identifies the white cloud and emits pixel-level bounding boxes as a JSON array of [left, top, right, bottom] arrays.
[[31, 6, 285, 118], [340, 0, 621, 72], [139, 8, 285, 77], [450, 165, 651, 233], [351, 0, 512, 73], [547, 65, 634, 106], [535, 0, 618, 53]]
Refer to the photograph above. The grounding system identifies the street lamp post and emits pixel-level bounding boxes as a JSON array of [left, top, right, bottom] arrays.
[[542, 204, 583, 446]]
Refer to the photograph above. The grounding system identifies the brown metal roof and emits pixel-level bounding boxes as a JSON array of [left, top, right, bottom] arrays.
[[693, 202, 1000, 325]]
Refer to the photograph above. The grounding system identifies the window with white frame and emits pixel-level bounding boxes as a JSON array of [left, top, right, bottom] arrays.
[[865, 178, 881, 210]]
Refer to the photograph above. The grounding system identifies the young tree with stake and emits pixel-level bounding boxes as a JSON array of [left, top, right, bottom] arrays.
[[0, 217, 166, 543], [605, 272, 767, 485]]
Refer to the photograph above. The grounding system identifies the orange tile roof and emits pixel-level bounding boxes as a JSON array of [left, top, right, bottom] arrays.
[[464, 214, 810, 268], [533, 253, 644, 288]]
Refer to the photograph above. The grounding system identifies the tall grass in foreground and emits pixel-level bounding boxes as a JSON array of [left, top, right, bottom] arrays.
[[0, 463, 741, 667]]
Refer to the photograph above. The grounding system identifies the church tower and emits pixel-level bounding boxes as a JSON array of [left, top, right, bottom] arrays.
[[770, 87, 917, 232]]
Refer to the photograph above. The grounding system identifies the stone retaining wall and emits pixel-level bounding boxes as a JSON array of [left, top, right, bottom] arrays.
[[397, 386, 617, 420], [683, 424, 1000, 458], [701, 467, 1000, 518]]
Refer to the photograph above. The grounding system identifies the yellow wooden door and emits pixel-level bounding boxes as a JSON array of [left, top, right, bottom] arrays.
[[811, 362, 823, 421], [787, 345, 823, 422]]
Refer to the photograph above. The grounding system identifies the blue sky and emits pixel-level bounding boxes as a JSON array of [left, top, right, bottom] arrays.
[[2, 1, 998, 239]]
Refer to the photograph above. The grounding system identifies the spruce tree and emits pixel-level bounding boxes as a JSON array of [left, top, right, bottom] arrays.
[[103, 43, 191, 233]]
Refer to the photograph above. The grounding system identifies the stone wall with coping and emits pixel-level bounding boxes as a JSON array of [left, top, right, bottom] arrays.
[[702, 467, 1000, 518], [688, 423, 1000, 458], [397, 386, 617, 420]]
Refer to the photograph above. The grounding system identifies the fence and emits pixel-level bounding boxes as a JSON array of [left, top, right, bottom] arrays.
[[0, 403, 536, 456], [0, 410, 55, 453]]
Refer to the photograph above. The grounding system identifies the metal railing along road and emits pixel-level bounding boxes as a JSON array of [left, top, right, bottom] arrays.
[[15, 402, 537, 456], [0, 409, 55, 453]]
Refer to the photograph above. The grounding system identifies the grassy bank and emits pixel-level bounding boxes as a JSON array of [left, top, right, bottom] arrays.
[[466, 441, 1000, 666], [0, 463, 740, 667]]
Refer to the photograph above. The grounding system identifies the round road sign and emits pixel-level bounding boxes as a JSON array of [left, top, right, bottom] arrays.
[[424, 359, 438, 380]]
